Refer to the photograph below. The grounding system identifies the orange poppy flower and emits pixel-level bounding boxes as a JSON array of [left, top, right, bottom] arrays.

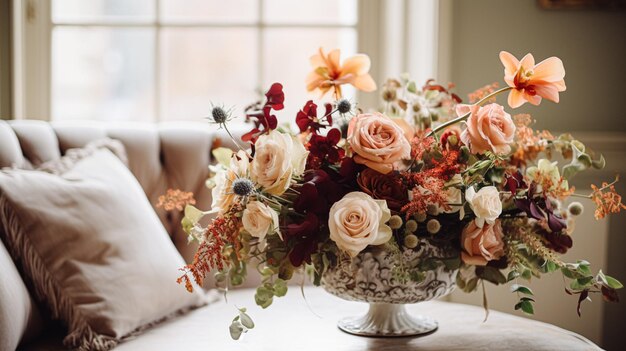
[[499, 51, 566, 108], [306, 48, 377, 99]]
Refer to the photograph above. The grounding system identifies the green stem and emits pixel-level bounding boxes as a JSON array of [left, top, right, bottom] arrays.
[[426, 86, 513, 137]]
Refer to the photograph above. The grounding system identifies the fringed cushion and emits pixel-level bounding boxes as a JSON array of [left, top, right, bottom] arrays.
[[0, 139, 207, 351]]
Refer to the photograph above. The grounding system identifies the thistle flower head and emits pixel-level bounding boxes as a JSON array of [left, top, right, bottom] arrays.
[[231, 178, 255, 197], [336, 98, 352, 114], [208, 104, 234, 125]]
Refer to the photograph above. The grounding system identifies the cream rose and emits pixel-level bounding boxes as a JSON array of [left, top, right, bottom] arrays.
[[347, 113, 411, 174], [461, 220, 505, 266], [242, 201, 280, 240], [465, 186, 502, 227], [328, 192, 392, 257], [251, 130, 309, 195], [210, 150, 250, 214], [459, 103, 515, 155]]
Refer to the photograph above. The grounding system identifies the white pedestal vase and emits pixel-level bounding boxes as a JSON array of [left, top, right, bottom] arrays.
[[321, 240, 458, 337]]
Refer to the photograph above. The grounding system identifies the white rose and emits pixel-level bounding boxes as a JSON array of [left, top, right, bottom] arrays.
[[465, 186, 502, 228], [242, 201, 280, 240], [251, 131, 309, 195], [328, 192, 392, 257], [210, 150, 250, 214]]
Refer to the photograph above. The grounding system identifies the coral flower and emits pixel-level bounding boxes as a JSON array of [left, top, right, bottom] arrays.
[[306, 48, 377, 99], [499, 51, 566, 108]]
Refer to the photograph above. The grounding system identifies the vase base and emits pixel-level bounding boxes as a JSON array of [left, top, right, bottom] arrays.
[[337, 303, 438, 337]]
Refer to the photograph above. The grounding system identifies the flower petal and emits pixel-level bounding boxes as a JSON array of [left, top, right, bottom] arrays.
[[342, 54, 371, 76], [507, 89, 527, 108], [533, 84, 560, 103], [499, 51, 519, 75], [327, 49, 341, 74], [352, 74, 377, 92], [519, 53, 536, 70], [532, 56, 565, 83]]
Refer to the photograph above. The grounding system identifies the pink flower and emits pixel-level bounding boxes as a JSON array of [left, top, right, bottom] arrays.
[[461, 220, 505, 266], [347, 113, 411, 174], [459, 103, 515, 155], [500, 51, 566, 108]]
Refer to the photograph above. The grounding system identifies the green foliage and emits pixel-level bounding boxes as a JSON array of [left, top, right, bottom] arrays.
[[511, 284, 534, 296], [255, 286, 274, 309], [476, 266, 506, 285], [229, 307, 254, 340], [556, 136, 605, 180], [515, 300, 535, 315]]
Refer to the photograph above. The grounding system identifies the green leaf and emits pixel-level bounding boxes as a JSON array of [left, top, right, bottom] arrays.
[[592, 155, 606, 170], [212, 147, 234, 167], [515, 300, 535, 315], [570, 276, 593, 291], [544, 261, 558, 273], [507, 270, 520, 282], [511, 284, 534, 296], [273, 279, 288, 297], [605, 275, 624, 289], [407, 81, 417, 94], [229, 321, 244, 340], [255, 286, 274, 309], [519, 296, 535, 302], [239, 311, 255, 329]]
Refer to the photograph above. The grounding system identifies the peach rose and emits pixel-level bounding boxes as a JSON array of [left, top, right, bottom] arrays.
[[328, 192, 392, 257], [251, 130, 309, 196], [347, 113, 411, 174], [461, 220, 505, 266], [242, 201, 280, 240], [459, 103, 515, 155]]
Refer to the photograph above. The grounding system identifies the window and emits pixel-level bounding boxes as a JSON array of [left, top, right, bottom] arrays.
[[12, 0, 441, 123], [49, 0, 358, 122]]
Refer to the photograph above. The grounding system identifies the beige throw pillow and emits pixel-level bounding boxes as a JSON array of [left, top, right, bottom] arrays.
[[0, 141, 207, 350]]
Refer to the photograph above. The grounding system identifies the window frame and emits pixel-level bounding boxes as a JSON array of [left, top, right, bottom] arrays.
[[11, 0, 443, 121]]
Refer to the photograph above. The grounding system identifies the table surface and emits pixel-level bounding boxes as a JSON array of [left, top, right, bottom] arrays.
[[25, 287, 602, 351]]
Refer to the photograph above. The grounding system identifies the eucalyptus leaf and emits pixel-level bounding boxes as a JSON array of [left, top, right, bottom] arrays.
[[239, 311, 255, 329], [229, 321, 244, 340], [273, 279, 288, 297]]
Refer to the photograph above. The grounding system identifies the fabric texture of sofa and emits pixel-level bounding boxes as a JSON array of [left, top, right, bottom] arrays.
[[0, 120, 246, 350]]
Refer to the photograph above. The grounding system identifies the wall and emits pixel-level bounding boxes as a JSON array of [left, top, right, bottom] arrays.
[[442, 0, 626, 348], [446, 0, 626, 133], [0, 0, 11, 119]]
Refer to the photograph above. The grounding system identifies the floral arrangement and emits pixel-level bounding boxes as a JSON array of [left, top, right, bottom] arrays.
[[158, 48, 624, 339]]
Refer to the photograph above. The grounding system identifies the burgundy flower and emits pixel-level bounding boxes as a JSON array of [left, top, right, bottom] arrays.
[[296, 101, 332, 133], [265, 83, 285, 111], [307, 128, 344, 168], [357, 168, 408, 212], [285, 212, 321, 267], [242, 84, 283, 144]]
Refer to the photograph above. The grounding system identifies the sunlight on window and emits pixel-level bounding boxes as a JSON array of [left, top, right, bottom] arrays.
[[50, 0, 358, 123]]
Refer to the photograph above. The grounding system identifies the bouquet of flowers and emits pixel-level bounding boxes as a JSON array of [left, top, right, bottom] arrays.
[[158, 48, 624, 339]]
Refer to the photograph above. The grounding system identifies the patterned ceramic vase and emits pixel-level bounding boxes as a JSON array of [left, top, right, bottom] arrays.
[[321, 239, 459, 337]]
